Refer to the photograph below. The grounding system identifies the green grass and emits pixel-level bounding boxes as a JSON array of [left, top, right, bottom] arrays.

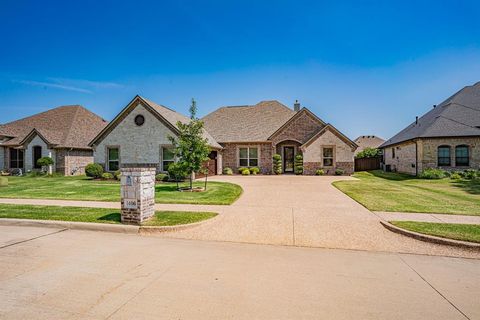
[[0, 203, 217, 226], [390, 221, 480, 243], [333, 170, 480, 215], [0, 176, 242, 205]]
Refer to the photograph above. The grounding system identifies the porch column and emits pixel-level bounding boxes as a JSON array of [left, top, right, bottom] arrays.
[[217, 153, 223, 175]]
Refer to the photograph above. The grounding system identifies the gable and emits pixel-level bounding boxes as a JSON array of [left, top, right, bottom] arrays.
[[269, 109, 326, 145]]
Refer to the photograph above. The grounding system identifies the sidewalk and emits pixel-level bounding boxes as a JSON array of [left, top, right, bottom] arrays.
[[374, 211, 480, 224]]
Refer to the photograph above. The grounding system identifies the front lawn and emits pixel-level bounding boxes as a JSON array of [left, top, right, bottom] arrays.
[[0, 176, 242, 205], [390, 221, 480, 244], [333, 170, 480, 215], [0, 204, 217, 226]]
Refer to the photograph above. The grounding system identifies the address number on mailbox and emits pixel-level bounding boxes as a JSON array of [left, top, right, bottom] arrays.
[[124, 199, 138, 209]]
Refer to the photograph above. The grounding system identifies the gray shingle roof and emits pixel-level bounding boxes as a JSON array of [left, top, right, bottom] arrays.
[[381, 82, 480, 148], [0, 105, 108, 149], [202, 100, 296, 142]]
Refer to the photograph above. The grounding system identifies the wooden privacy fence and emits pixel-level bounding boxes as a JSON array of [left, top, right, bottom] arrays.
[[354, 157, 381, 171]]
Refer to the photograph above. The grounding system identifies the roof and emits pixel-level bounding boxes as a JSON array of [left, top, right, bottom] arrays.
[[381, 82, 480, 148], [354, 135, 385, 153], [89, 96, 222, 149], [0, 105, 108, 149], [202, 100, 296, 142]]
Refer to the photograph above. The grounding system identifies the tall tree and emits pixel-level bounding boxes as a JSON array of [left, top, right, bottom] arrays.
[[169, 99, 210, 190]]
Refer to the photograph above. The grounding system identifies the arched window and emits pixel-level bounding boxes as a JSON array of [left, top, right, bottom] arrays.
[[437, 146, 450, 166], [33, 146, 42, 169], [455, 145, 469, 167]]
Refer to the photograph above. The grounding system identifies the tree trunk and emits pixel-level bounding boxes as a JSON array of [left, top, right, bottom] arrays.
[[190, 172, 194, 190]]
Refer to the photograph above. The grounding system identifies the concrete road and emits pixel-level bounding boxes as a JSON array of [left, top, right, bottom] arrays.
[[0, 226, 478, 319]]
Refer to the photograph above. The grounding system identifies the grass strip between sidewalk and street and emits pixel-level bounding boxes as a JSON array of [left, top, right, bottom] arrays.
[[390, 221, 480, 244], [0, 203, 217, 226]]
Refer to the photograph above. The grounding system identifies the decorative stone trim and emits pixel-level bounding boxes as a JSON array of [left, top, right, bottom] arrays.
[[120, 167, 156, 225]]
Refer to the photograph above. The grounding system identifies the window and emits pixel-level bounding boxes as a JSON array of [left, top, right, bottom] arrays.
[[392, 147, 395, 159], [239, 147, 258, 167], [455, 145, 469, 166], [134, 115, 145, 126], [437, 146, 451, 166], [107, 147, 119, 171], [10, 148, 24, 169], [33, 146, 42, 169], [323, 147, 334, 167], [162, 147, 175, 171]]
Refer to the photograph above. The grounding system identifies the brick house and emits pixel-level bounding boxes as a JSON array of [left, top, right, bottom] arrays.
[[0, 105, 108, 175], [381, 82, 480, 175], [90, 97, 356, 175], [202, 100, 357, 175]]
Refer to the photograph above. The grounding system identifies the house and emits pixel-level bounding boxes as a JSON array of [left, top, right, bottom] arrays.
[[0, 105, 108, 175], [354, 135, 385, 156], [89, 96, 222, 173], [202, 100, 357, 175], [90, 96, 357, 175], [380, 82, 480, 175]]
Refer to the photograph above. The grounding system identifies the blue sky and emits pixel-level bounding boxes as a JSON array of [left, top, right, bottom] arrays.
[[1, 0, 480, 139]]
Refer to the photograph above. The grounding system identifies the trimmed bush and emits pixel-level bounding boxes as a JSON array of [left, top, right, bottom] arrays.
[[249, 167, 260, 175], [101, 172, 114, 180], [450, 172, 462, 180], [463, 169, 478, 180], [335, 168, 345, 176], [0, 177, 7, 187], [167, 163, 188, 182], [114, 170, 121, 180], [238, 167, 247, 174], [315, 169, 325, 176], [241, 168, 250, 175], [294, 154, 303, 175], [419, 168, 447, 179], [37, 156, 54, 167], [223, 167, 233, 175], [155, 173, 168, 182], [85, 163, 104, 179], [273, 154, 282, 175]]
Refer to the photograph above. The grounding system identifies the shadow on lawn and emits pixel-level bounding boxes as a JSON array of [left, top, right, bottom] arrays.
[[369, 170, 417, 181], [97, 212, 121, 222], [451, 179, 480, 195]]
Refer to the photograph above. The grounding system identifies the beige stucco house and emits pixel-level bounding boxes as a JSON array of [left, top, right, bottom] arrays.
[[381, 82, 480, 175]]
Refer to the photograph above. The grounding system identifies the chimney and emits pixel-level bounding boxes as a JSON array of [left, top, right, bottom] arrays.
[[415, 116, 418, 124], [433, 104, 436, 108], [294, 100, 300, 112]]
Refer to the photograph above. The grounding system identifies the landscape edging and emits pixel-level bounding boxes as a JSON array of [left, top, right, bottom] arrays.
[[380, 220, 480, 250]]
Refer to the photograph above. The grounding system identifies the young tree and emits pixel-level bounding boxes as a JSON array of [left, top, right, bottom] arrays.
[[355, 147, 382, 159], [169, 99, 210, 190]]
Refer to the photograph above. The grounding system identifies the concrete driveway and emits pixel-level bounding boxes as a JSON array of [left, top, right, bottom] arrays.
[[1, 226, 479, 320], [157, 175, 480, 258]]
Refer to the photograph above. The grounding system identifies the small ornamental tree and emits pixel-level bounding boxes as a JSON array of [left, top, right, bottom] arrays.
[[37, 157, 54, 174], [294, 154, 303, 175], [273, 154, 282, 175], [355, 147, 382, 159], [169, 98, 210, 190]]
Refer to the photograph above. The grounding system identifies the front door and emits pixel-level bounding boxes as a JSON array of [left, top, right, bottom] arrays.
[[283, 147, 295, 173]]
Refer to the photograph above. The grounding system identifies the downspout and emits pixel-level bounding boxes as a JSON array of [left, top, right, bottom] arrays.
[[415, 140, 418, 176]]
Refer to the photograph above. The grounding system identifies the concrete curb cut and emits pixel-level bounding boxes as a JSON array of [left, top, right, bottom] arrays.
[[380, 220, 480, 250], [0, 218, 139, 234], [139, 214, 220, 234]]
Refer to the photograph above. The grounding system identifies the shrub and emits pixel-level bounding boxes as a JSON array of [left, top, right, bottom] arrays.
[[37, 156, 54, 167], [241, 168, 250, 175], [249, 167, 260, 175], [294, 154, 303, 175], [238, 167, 247, 174], [419, 168, 447, 179], [167, 163, 188, 182], [0, 177, 7, 187], [223, 167, 233, 175], [101, 172, 114, 180], [155, 173, 168, 182], [450, 172, 462, 180], [315, 169, 325, 176], [335, 168, 345, 176], [114, 170, 121, 180], [463, 169, 478, 180], [85, 163, 104, 179], [273, 154, 282, 175], [355, 147, 382, 159]]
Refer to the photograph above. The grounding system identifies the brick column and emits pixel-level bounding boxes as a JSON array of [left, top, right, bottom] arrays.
[[120, 166, 156, 224]]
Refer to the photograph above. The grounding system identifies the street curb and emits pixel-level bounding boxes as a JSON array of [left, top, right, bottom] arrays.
[[0, 218, 139, 234], [380, 220, 480, 250], [139, 214, 220, 234]]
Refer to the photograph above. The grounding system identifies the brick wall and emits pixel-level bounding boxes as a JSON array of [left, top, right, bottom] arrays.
[[56, 149, 94, 175], [421, 137, 480, 171], [270, 110, 324, 145], [383, 141, 418, 175], [220, 142, 273, 174]]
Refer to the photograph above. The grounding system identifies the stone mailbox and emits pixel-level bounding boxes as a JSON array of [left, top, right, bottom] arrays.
[[120, 166, 156, 224]]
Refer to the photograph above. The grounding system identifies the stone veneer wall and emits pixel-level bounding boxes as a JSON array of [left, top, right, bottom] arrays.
[[270, 111, 324, 146], [0, 147, 4, 170], [420, 137, 480, 171], [120, 166, 156, 224], [221, 142, 273, 174], [383, 140, 418, 175], [24, 135, 55, 173], [56, 149, 94, 175]]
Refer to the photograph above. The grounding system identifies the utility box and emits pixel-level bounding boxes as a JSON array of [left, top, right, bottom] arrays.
[[120, 166, 156, 224]]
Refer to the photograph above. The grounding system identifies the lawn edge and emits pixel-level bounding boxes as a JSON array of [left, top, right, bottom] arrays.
[[380, 220, 480, 250], [139, 213, 220, 234]]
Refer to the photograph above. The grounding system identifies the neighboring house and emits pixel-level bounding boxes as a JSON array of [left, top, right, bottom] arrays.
[[0, 105, 107, 175], [354, 135, 385, 156], [381, 82, 480, 175], [89, 96, 222, 173], [202, 100, 357, 175]]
